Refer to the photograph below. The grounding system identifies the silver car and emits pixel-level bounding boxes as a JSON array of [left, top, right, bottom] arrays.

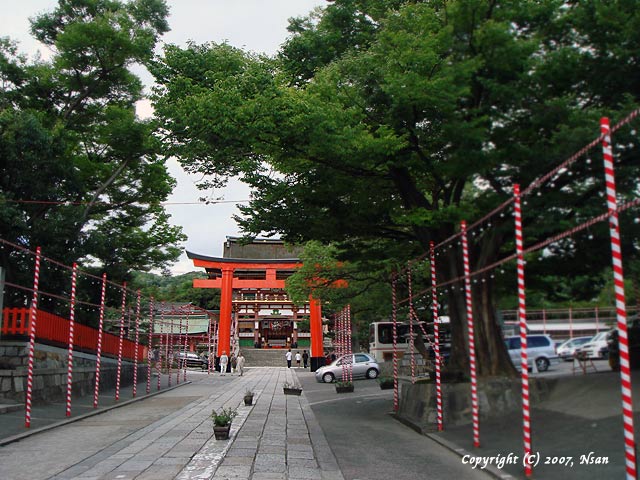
[[505, 334, 559, 372], [315, 353, 380, 383]]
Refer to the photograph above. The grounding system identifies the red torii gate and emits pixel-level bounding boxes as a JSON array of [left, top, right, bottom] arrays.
[[187, 252, 325, 370]]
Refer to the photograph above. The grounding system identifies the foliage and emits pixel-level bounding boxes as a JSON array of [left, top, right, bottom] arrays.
[[244, 389, 254, 397], [283, 381, 302, 390], [210, 407, 237, 427], [335, 381, 353, 388], [0, 0, 183, 312], [129, 271, 220, 310], [151, 0, 640, 376]]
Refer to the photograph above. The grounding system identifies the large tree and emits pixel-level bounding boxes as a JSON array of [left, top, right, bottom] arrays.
[[151, 0, 640, 376], [0, 0, 185, 310]]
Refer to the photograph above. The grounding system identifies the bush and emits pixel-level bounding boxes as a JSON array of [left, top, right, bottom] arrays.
[[211, 407, 237, 427]]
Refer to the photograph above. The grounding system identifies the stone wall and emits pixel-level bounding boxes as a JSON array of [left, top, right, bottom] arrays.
[[397, 376, 555, 433], [0, 342, 147, 405]]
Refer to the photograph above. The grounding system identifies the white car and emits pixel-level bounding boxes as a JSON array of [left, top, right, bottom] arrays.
[[576, 330, 612, 359], [314, 353, 380, 383], [505, 334, 559, 372], [556, 336, 593, 361]]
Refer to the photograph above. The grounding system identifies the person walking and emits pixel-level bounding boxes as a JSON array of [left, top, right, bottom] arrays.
[[219, 351, 229, 375], [230, 354, 237, 374], [302, 350, 309, 369], [285, 349, 292, 368], [236, 351, 245, 376], [295, 351, 301, 368]]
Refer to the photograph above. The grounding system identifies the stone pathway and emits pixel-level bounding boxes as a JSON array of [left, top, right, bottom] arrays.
[[0, 367, 344, 480]]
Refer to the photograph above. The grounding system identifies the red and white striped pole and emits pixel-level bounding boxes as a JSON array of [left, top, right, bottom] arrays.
[[167, 313, 173, 387], [158, 304, 164, 391], [93, 273, 107, 408], [132, 290, 141, 397], [183, 311, 189, 382], [601, 117, 636, 480], [207, 317, 213, 375], [347, 305, 353, 383], [430, 242, 443, 431], [25, 246, 42, 428], [177, 314, 183, 384], [146, 296, 154, 394], [461, 220, 480, 447], [391, 274, 399, 412], [514, 184, 532, 477], [65, 263, 78, 417], [407, 264, 416, 383], [115, 283, 127, 401]]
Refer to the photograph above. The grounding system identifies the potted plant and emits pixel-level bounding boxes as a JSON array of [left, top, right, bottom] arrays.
[[244, 389, 254, 406], [378, 376, 394, 390], [335, 381, 354, 393], [283, 381, 302, 396], [211, 407, 237, 440]]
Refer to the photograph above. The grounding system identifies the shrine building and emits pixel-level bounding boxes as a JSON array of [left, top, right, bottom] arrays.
[[187, 237, 325, 370]]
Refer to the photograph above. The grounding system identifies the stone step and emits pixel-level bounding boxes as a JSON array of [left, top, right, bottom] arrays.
[[240, 348, 302, 367]]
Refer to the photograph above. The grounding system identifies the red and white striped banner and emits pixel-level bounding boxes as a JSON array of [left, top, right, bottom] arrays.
[[601, 117, 636, 480], [25, 246, 41, 428], [430, 242, 443, 431], [514, 184, 532, 476], [65, 263, 78, 417], [115, 283, 127, 401], [347, 305, 353, 383], [93, 273, 107, 408], [461, 221, 480, 447]]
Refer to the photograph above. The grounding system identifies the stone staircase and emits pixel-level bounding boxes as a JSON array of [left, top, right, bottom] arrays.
[[240, 348, 292, 367]]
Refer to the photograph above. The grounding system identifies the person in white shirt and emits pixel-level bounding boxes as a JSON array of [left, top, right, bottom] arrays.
[[219, 351, 229, 375], [285, 349, 292, 368], [295, 351, 301, 368]]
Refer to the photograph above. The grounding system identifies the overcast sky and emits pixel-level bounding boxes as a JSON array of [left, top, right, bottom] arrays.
[[1, 0, 326, 274]]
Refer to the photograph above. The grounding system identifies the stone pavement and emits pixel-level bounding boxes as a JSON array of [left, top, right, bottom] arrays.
[[0, 367, 344, 480]]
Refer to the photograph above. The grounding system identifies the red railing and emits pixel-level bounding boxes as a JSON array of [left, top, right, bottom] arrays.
[[2, 308, 145, 362]]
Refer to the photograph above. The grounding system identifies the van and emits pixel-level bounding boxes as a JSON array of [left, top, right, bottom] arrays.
[[505, 334, 559, 372]]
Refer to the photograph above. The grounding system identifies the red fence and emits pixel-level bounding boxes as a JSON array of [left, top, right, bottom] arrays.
[[2, 307, 145, 362]]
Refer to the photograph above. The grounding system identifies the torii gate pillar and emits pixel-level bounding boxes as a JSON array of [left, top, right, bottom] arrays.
[[309, 297, 324, 371], [218, 267, 234, 356]]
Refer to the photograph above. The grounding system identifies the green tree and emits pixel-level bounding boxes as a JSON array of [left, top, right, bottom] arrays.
[[151, 0, 640, 376], [0, 0, 184, 311]]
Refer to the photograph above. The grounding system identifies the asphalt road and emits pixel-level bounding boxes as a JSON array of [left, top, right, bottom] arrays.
[[296, 370, 492, 480]]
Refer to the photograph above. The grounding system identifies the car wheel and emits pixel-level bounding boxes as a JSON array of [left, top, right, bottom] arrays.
[[366, 368, 379, 379], [535, 357, 550, 372], [322, 372, 335, 383]]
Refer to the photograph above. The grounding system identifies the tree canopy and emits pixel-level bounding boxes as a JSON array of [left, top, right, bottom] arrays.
[[0, 0, 184, 308], [151, 0, 640, 375]]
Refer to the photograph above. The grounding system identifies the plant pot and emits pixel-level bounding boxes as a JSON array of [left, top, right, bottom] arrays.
[[379, 381, 394, 390], [244, 395, 254, 406], [213, 424, 231, 440], [283, 387, 302, 396], [335, 384, 354, 393]]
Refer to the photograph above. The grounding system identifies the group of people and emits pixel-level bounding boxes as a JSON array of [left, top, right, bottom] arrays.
[[285, 349, 309, 368], [207, 350, 246, 376]]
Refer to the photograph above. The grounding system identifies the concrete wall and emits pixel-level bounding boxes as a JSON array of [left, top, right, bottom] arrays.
[[0, 342, 147, 405]]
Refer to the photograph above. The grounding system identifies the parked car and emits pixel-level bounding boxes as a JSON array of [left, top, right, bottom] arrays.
[[175, 352, 208, 369], [575, 330, 612, 359], [314, 353, 380, 383], [556, 336, 593, 361], [505, 334, 559, 372]]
